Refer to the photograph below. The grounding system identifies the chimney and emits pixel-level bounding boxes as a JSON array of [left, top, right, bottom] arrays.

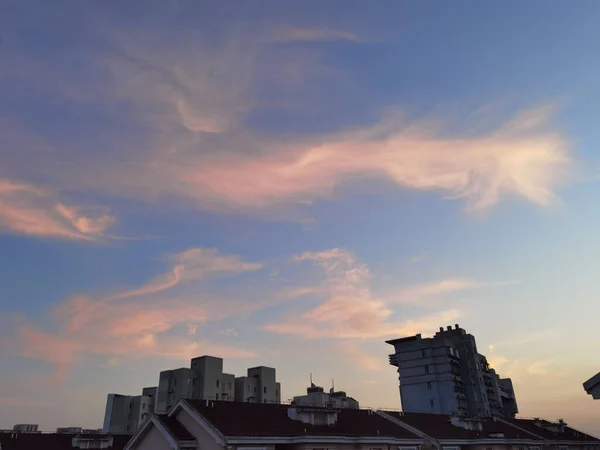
[[439, 327, 444, 332], [455, 324, 459, 329], [447, 326, 452, 331]]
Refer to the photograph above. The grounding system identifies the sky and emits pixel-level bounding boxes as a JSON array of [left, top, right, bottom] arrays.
[[1, 0, 600, 435]]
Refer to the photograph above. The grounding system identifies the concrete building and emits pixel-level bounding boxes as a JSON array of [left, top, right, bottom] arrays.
[[292, 383, 359, 409], [234, 366, 281, 403], [103, 394, 142, 434], [155, 368, 196, 414], [584, 372, 600, 399], [387, 324, 518, 418], [137, 387, 157, 426]]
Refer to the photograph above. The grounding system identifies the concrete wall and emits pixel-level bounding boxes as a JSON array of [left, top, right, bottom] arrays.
[[191, 356, 224, 400], [235, 376, 258, 402], [221, 373, 235, 401], [156, 368, 195, 414]]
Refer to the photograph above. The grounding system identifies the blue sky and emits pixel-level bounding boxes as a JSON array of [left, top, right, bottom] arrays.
[[1, 0, 600, 434]]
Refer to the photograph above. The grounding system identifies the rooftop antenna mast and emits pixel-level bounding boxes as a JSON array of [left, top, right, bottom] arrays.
[[332, 378, 335, 392], [310, 372, 314, 387]]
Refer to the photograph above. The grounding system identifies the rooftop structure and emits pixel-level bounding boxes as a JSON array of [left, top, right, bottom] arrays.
[[584, 372, 600, 399], [387, 324, 518, 418]]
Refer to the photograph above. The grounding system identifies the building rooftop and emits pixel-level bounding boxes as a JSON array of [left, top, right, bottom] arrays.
[[0, 433, 131, 450], [506, 418, 599, 441], [185, 399, 420, 438], [384, 412, 540, 440], [155, 415, 195, 442]]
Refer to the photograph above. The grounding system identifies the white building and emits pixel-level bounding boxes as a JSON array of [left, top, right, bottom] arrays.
[[387, 324, 518, 418], [292, 383, 359, 409]]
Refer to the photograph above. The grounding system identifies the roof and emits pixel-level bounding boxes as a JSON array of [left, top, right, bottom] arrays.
[[584, 372, 600, 391], [507, 419, 600, 441], [383, 412, 539, 440], [185, 400, 420, 438], [155, 415, 195, 441], [0, 433, 130, 450]]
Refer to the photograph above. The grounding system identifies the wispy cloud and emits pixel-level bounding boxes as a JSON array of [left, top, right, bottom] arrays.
[[0, 179, 114, 240], [390, 278, 518, 304], [16, 248, 262, 378], [336, 341, 385, 371], [262, 26, 363, 43], [264, 248, 462, 339]]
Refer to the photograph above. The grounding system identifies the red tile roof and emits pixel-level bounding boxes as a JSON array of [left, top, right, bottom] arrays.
[[185, 400, 420, 438], [507, 419, 599, 441], [155, 415, 195, 441], [0, 433, 130, 450]]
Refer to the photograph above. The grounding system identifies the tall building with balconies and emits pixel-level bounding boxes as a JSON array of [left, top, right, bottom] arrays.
[[386, 324, 517, 418]]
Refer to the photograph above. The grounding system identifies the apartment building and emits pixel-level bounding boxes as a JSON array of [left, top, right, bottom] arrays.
[[234, 366, 281, 403], [387, 324, 518, 418], [103, 394, 142, 434]]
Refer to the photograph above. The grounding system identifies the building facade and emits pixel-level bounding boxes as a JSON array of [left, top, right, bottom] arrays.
[[234, 366, 281, 403], [103, 394, 142, 434], [387, 324, 517, 418]]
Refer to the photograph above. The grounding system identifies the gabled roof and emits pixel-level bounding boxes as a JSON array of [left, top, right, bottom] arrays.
[[155, 415, 194, 442], [382, 412, 540, 441], [184, 400, 420, 439], [506, 419, 599, 442]]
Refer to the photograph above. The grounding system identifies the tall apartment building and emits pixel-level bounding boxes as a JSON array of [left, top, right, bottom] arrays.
[[102, 394, 142, 434], [386, 324, 518, 418], [234, 366, 281, 403], [155, 368, 196, 414]]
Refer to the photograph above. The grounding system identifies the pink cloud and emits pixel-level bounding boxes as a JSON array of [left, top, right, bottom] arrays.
[[16, 248, 262, 379], [262, 27, 363, 43], [263, 248, 463, 339], [0, 179, 114, 240], [171, 105, 568, 211]]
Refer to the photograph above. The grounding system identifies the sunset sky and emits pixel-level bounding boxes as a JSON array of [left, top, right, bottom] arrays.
[[1, 0, 600, 435]]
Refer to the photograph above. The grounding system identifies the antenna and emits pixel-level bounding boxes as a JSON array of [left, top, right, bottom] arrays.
[[310, 372, 313, 387], [332, 378, 335, 392]]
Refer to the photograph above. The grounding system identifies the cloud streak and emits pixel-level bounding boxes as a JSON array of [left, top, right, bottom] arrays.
[[16, 248, 262, 379], [264, 248, 462, 339], [0, 179, 115, 240]]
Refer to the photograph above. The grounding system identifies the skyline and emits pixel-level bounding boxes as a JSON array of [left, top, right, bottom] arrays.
[[1, 0, 600, 435]]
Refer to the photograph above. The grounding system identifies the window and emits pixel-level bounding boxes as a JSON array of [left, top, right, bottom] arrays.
[[429, 399, 435, 407], [216, 394, 219, 400], [264, 387, 267, 394], [174, 378, 177, 386], [422, 349, 427, 358], [216, 379, 220, 388], [427, 381, 432, 390], [276, 390, 279, 396], [425, 365, 430, 374]]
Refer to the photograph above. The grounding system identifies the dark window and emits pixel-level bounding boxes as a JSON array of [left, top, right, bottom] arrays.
[[422, 349, 427, 358], [429, 399, 435, 407], [216, 394, 219, 400], [427, 381, 432, 390], [425, 365, 430, 374], [216, 379, 220, 387], [264, 387, 267, 394]]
